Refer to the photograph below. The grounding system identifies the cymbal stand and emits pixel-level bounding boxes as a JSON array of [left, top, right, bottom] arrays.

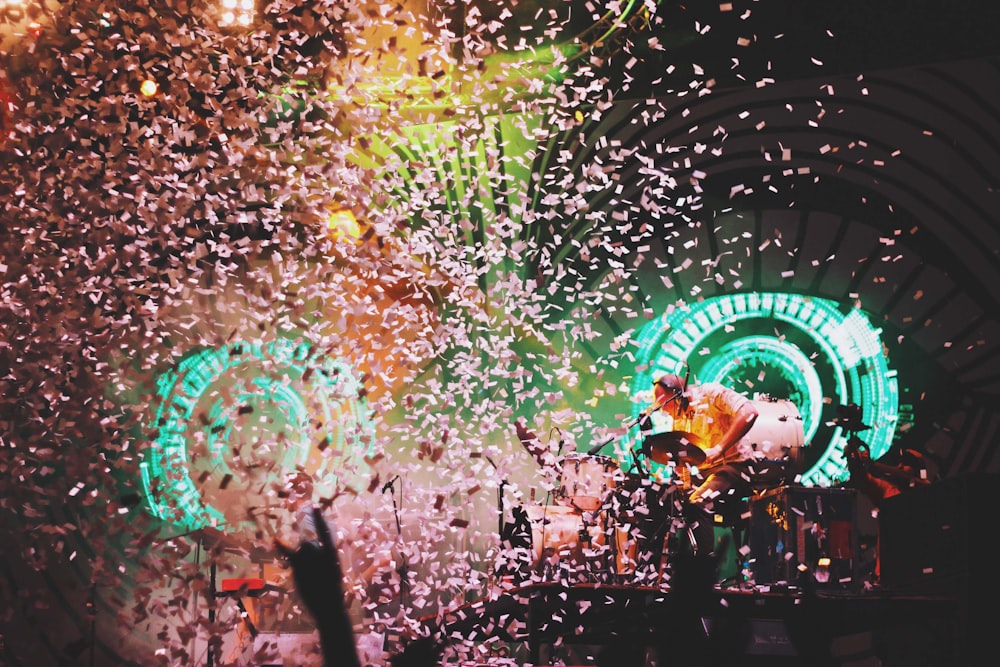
[[484, 455, 506, 540], [383, 477, 411, 613]]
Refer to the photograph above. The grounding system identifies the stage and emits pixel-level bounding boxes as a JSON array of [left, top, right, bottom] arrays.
[[431, 581, 961, 666], [424, 476, 994, 666]]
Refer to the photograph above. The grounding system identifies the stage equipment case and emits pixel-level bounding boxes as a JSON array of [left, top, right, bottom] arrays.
[[749, 485, 859, 591]]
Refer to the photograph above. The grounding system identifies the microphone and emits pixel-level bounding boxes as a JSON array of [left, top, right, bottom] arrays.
[[381, 475, 399, 494], [624, 393, 673, 429], [586, 434, 616, 456]]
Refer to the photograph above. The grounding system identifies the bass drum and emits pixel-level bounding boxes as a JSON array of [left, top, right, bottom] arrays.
[[739, 397, 805, 470], [526, 505, 609, 583]]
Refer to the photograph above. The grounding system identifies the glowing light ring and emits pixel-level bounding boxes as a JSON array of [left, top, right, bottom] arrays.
[[626, 293, 898, 486], [698, 335, 824, 442], [203, 378, 310, 473], [139, 339, 371, 532]]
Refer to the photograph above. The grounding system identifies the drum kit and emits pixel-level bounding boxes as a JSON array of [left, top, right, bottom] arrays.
[[500, 396, 806, 589]]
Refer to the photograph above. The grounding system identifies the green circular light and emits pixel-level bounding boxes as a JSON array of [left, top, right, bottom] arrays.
[[139, 339, 373, 534], [699, 336, 824, 443], [626, 293, 898, 486]]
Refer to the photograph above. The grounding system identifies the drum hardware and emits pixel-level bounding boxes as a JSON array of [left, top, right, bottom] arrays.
[[839, 402, 929, 496]]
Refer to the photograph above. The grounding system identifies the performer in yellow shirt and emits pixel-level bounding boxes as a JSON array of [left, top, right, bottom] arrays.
[[651, 374, 759, 557]]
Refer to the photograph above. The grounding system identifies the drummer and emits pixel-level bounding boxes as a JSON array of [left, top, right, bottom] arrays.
[[651, 374, 759, 558]]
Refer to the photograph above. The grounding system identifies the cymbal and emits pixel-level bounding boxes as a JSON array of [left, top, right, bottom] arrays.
[[644, 431, 707, 466]]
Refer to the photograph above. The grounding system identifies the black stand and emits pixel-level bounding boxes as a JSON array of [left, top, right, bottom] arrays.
[[384, 478, 411, 613], [86, 583, 96, 667], [207, 544, 216, 667]]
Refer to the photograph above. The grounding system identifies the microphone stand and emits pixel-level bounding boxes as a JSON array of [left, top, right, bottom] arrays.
[[205, 537, 216, 667], [585, 418, 652, 474], [483, 455, 505, 538], [585, 432, 619, 457]]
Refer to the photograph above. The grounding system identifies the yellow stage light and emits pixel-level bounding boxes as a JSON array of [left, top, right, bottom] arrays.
[[139, 79, 158, 97], [327, 209, 361, 242], [219, 0, 254, 28]]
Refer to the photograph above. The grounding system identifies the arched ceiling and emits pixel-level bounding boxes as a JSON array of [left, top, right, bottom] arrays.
[[518, 55, 1000, 475]]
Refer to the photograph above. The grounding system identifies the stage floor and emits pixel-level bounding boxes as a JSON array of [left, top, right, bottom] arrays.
[[429, 580, 963, 666]]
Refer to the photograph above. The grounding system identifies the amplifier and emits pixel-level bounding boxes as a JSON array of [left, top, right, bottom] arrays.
[[749, 485, 859, 591]]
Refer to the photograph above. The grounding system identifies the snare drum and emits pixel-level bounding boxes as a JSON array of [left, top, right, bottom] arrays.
[[556, 453, 618, 512]]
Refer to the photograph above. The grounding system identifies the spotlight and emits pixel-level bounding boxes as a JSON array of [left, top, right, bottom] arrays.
[[219, 0, 255, 28], [813, 557, 831, 583], [139, 79, 158, 97], [327, 209, 361, 242]]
